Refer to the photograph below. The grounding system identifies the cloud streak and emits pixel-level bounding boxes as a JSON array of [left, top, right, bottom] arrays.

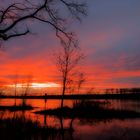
[[1, 0, 140, 90]]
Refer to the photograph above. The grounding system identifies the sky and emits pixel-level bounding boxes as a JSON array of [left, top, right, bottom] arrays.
[[1, 0, 140, 93]]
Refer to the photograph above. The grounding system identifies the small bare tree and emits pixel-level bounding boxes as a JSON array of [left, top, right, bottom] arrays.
[[77, 72, 85, 94], [14, 72, 19, 106], [21, 75, 32, 106], [55, 40, 84, 108], [64, 72, 85, 94]]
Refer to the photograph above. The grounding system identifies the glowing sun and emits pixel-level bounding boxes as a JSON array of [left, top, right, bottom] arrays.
[[8, 82, 60, 88]]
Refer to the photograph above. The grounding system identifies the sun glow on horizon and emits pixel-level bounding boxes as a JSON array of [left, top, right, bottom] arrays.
[[8, 82, 61, 88]]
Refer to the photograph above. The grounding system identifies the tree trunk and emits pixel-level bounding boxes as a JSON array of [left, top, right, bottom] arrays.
[[61, 77, 66, 108], [61, 85, 65, 109]]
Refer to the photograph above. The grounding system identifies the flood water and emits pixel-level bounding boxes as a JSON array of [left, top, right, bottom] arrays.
[[0, 98, 140, 140]]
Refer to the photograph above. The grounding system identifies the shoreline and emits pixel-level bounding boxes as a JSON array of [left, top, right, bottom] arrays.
[[0, 93, 140, 100]]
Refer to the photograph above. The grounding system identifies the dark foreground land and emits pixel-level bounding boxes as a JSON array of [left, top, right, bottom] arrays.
[[35, 107, 140, 119], [0, 104, 33, 111], [35, 100, 140, 119]]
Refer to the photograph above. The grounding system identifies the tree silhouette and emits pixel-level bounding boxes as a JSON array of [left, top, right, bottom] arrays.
[[77, 73, 85, 94], [55, 40, 84, 108], [0, 0, 86, 42]]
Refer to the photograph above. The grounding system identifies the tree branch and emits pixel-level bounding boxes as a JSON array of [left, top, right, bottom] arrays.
[[2, 30, 29, 40], [0, 0, 87, 42]]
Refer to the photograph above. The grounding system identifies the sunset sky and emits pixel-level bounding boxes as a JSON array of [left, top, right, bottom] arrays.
[[1, 0, 140, 93]]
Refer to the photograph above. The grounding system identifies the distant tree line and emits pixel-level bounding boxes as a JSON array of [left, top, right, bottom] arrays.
[[105, 88, 140, 94]]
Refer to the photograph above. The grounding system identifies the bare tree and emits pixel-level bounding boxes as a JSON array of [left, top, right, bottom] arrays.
[[64, 72, 86, 94], [14, 72, 18, 106], [55, 40, 84, 108], [21, 75, 32, 106], [0, 0, 86, 43], [76, 72, 85, 94]]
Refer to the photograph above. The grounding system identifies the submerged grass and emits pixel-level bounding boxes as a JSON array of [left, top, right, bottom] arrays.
[[0, 115, 64, 140]]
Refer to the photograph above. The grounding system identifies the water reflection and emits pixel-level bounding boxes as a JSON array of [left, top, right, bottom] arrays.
[[0, 99, 140, 140]]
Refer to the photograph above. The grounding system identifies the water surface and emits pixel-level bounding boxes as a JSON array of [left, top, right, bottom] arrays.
[[0, 98, 140, 140]]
